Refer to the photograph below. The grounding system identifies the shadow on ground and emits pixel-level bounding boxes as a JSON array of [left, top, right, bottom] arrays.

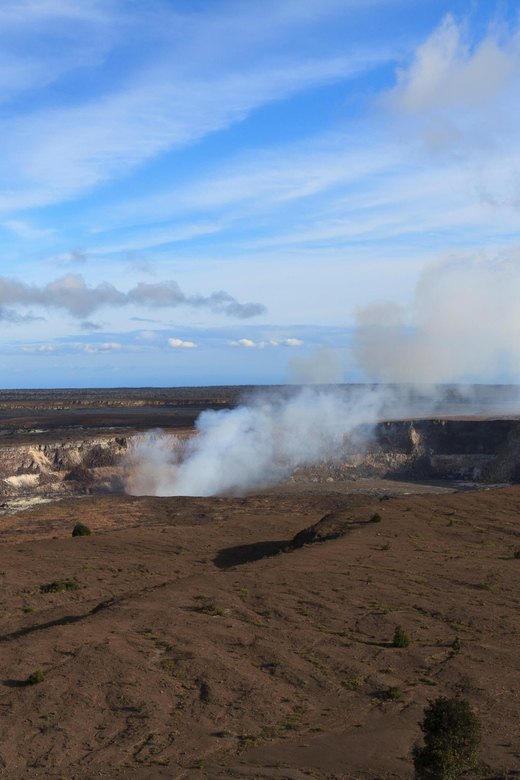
[[214, 539, 291, 568]]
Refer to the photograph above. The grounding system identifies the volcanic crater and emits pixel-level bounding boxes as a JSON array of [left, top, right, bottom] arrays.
[[0, 386, 518, 780]]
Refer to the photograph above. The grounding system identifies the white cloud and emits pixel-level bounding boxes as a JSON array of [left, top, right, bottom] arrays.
[[384, 14, 520, 157], [228, 338, 256, 347], [167, 338, 197, 348], [3, 219, 55, 239], [258, 340, 280, 348], [74, 341, 122, 353], [38, 344, 55, 352], [388, 15, 518, 113], [100, 342, 121, 351], [229, 337, 302, 348]]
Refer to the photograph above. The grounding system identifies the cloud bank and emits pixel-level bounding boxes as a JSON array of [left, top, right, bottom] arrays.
[[0, 273, 266, 321]]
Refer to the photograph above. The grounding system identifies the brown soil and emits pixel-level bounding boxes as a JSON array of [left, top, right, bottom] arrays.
[[0, 486, 519, 779]]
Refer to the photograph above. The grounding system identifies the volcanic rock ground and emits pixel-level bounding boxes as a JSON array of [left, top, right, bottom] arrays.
[[0, 388, 519, 779]]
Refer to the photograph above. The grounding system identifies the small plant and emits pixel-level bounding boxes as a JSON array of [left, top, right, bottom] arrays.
[[413, 696, 481, 780], [451, 637, 461, 654], [28, 669, 45, 685], [385, 686, 402, 700], [194, 600, 228, 617], [393, 626, 411, 648], [371, 512, 383, 523], [341, 677, 365, 691], [40, 579, 81, 594], [72, 523, 91, 537], [514, 549, 520, 559]]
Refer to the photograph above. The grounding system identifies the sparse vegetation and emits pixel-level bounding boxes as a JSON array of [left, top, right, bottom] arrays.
[[27, 670, 45, 685], [393, 625, 411, 648], [40, 579, 81, 594], [413, 696, 482, 780], [194, 600, 228, 617], [371, 512, 383, 523], [296, 650, 334, 677], [72, 523, 91, 537], [451, 637, 461, 654], [385, 686, 402, 700], [447, 621, 472, 633], [238, 703, 307, 752], [341, 677, 365, 691]]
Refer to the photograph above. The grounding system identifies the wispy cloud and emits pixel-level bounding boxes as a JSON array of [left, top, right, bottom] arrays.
[[0, 0, 392, 213], [3, 219, 55, 239], [88, 13, 520, 253], [0, 0, 119, 103]]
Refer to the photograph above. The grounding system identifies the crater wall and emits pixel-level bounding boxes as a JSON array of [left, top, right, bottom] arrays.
[[0, 418, 520, 501]]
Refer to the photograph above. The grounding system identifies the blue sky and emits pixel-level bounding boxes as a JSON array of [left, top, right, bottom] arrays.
[[0, 0, 519, 387]]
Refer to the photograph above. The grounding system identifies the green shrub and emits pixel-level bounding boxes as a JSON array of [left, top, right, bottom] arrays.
[[28, 670, 45, 685], [413, 696, 481, 780], [451, 637, 461, 654], [72, 523, 91, 537], [393, 625, 411, 648], [194, 601, 227, 617], [371, 512, 383, 523], [40, 579, 81, 594], [386, 686, 402, 700]]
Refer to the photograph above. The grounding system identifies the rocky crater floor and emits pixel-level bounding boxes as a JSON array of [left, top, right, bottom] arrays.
[[0, 486, 519, 779]]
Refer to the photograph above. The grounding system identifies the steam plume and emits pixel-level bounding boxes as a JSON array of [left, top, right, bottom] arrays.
[[288, 346, 342, 384], [126, 386, 387, 497], [126, 250, 520, 498], [354, 252, 520, 384]]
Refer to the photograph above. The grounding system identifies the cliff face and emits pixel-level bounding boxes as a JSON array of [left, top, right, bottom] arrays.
[[1, 419, 520, 500], [0, 436, 129, 497], [289, 419, 520, 484]]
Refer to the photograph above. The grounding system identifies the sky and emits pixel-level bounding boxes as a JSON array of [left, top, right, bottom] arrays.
[[0, 0, 519, 388]]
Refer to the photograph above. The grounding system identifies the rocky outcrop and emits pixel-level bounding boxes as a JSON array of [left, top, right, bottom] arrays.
[[290, 511, 358, 549], [288, 419, 520, 485], [0, 436, 128, 497]]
